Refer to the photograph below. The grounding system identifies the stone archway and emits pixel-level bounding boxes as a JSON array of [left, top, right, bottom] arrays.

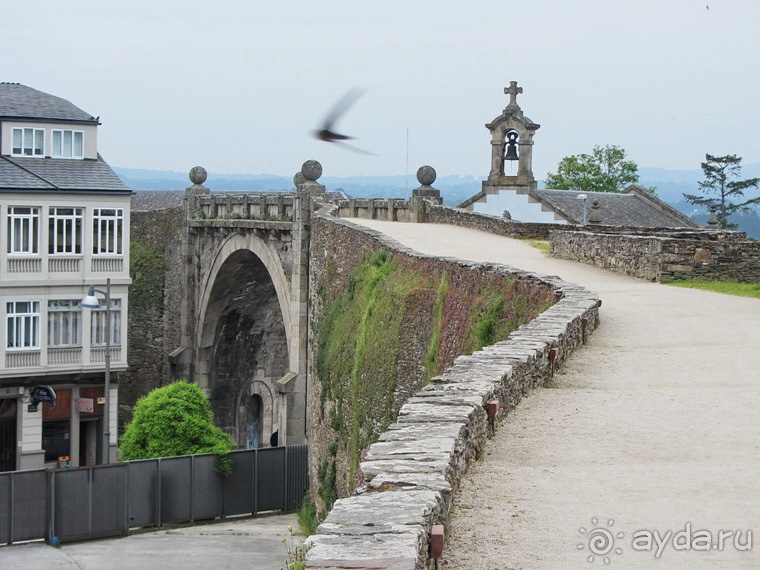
[[237, 380, 276, 448], [195, 234, 291, 443]]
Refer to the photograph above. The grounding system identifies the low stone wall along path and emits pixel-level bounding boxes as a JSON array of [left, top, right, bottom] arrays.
[[350, 219, 760, 570]]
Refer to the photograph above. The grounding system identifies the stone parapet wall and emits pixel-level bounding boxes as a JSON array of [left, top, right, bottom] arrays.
[[425, 204, 716, 241], [193, 192, 295, 221], [550, 231, 663, 281], [551, 230, 760, 282], [426, 203, 572, 239], [658, 237, 760, 282], [335, 198, 411, 222], [306, 205, 600, 569]]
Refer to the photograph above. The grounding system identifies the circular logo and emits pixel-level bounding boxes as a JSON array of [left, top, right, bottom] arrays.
[[578, 518, 624, 564]]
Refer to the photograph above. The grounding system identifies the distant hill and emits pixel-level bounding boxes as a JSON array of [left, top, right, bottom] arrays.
[[115, 164, 760, 239]]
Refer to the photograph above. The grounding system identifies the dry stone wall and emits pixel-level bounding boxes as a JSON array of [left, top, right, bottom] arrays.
[[426, 203, 572, 239], [306, 206, 600, 569], [425, 203, 712, 240], [551, 230, 760, 282]]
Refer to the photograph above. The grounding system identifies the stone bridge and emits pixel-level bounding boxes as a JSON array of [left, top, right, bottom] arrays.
[[173, 162, 327, 447]]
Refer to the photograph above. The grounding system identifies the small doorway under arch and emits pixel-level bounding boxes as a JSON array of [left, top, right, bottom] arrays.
[[244, 394, 264, 449]]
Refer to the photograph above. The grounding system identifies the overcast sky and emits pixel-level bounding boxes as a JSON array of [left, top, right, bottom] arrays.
[[4, 1, 759, 179]]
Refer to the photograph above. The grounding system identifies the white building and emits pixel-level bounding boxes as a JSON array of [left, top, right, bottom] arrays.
[[0, 83, 131, 470]]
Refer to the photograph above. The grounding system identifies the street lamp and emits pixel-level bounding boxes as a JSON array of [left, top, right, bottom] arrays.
[[81, 278, 112, 465], [576, 194, 588, 225]]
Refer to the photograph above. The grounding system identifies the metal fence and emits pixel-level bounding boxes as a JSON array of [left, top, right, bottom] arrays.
[[0, 445, 308, 545]]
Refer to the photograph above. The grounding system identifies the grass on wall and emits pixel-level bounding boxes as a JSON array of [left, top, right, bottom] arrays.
[[314, 248, 557, 508], [129, 239, 166, 311], [661, 279, 760, 299]]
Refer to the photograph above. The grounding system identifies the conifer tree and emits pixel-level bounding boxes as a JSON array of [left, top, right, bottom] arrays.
[[684, 154, 760, 230]]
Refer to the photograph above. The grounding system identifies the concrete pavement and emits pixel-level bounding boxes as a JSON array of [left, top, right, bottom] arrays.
[[0, 512, 299, 570]]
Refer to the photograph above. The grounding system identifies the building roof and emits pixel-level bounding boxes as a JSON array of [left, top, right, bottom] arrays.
[[0, 83, 98, 124], [532, 186, 699, 228], [0, 155, 131, 193]]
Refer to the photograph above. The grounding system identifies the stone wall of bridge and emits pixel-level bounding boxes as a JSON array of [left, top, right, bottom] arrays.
[[305, 205, 600, 569]]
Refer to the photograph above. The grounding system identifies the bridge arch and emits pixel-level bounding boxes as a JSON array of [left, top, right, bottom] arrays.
[[194, 233, 292, 443]]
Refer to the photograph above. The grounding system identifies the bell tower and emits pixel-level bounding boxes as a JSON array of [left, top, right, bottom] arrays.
[[485, 81, 540, 193]]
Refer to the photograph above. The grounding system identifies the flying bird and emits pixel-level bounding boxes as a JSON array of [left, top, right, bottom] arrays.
[[313, 88, 375, 155]]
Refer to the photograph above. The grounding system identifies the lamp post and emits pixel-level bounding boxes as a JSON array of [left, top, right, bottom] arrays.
[[81, 278, 112, 465], [576, 194, 588, 225]]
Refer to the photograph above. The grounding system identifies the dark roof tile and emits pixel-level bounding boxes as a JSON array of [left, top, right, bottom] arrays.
[[0, 155, 130, 192], [535, 188, 696, 228], [0, 83, 96, 123]]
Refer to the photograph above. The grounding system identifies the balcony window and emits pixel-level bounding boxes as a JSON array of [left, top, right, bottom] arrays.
[[7, 301, 40, 350], [92, 208, 123, 255], [11, 128, 44, 157], [49, 207, 83, 255], [48, 300, 82, 348], [90, 298, 121, 346], [7, 207, 40, 254], [52, 129, 84, 159]]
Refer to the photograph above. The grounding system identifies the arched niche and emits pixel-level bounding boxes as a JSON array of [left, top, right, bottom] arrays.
[[195, 235, 290, 438]]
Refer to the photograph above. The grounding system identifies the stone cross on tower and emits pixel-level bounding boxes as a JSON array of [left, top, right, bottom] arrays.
[[504, 81, 523, 108]]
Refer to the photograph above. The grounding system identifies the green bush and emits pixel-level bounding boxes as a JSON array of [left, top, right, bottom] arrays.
[[297, 491, 321, 535], [120, 381, 233, 466]]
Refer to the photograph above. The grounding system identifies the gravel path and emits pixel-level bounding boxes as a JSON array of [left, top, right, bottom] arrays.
[[351, 219, 760, 569]]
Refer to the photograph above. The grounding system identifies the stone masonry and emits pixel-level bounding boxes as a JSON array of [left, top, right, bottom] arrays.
[[551, 229, 760, 282], [305, 210, 600, 569]]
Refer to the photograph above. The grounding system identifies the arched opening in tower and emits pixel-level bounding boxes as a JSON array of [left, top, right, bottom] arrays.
[[201, 249, 288, 447]]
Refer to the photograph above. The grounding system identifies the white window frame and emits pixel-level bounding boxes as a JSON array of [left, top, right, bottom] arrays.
[[7, 206, 40, 255], [92, 208, 123, 255], [51, 129, 84, 159], [48, 207, 84, 255], [47, 300, 82, 348], [90, 298, 121, 346], [11, 127, 44, 157], [7, 301, 41, 350]]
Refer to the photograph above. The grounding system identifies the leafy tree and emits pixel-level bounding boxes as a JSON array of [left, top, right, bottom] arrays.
[[683, 154, 760, 230], [545, 145, 640, 193], [120, 381, 233, 461]]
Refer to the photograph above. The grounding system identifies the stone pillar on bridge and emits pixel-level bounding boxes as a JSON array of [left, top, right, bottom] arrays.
[[286, 160, 326, 444], [410, 165, 442, 223], [175, 167, 210, 381]]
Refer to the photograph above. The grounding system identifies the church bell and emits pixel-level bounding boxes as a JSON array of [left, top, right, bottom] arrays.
[[504, 131, 519, 161]]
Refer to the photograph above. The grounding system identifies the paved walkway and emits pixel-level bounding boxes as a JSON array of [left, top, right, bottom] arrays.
[[0, 512, 299, 570], [352, 219, 759, 569]]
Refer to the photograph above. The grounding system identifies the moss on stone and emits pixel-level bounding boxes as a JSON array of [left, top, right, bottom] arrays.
[[313, 247, 557, 499], [425, 273, 449, 381], [129, 238, 166, 312]]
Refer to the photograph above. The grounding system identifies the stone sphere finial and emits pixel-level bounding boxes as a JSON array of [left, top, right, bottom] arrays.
[[301, 160, 323, 182], [189, 166, 207, 185], [417, 165, 436, 187], [293, 171, 306, 187]]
